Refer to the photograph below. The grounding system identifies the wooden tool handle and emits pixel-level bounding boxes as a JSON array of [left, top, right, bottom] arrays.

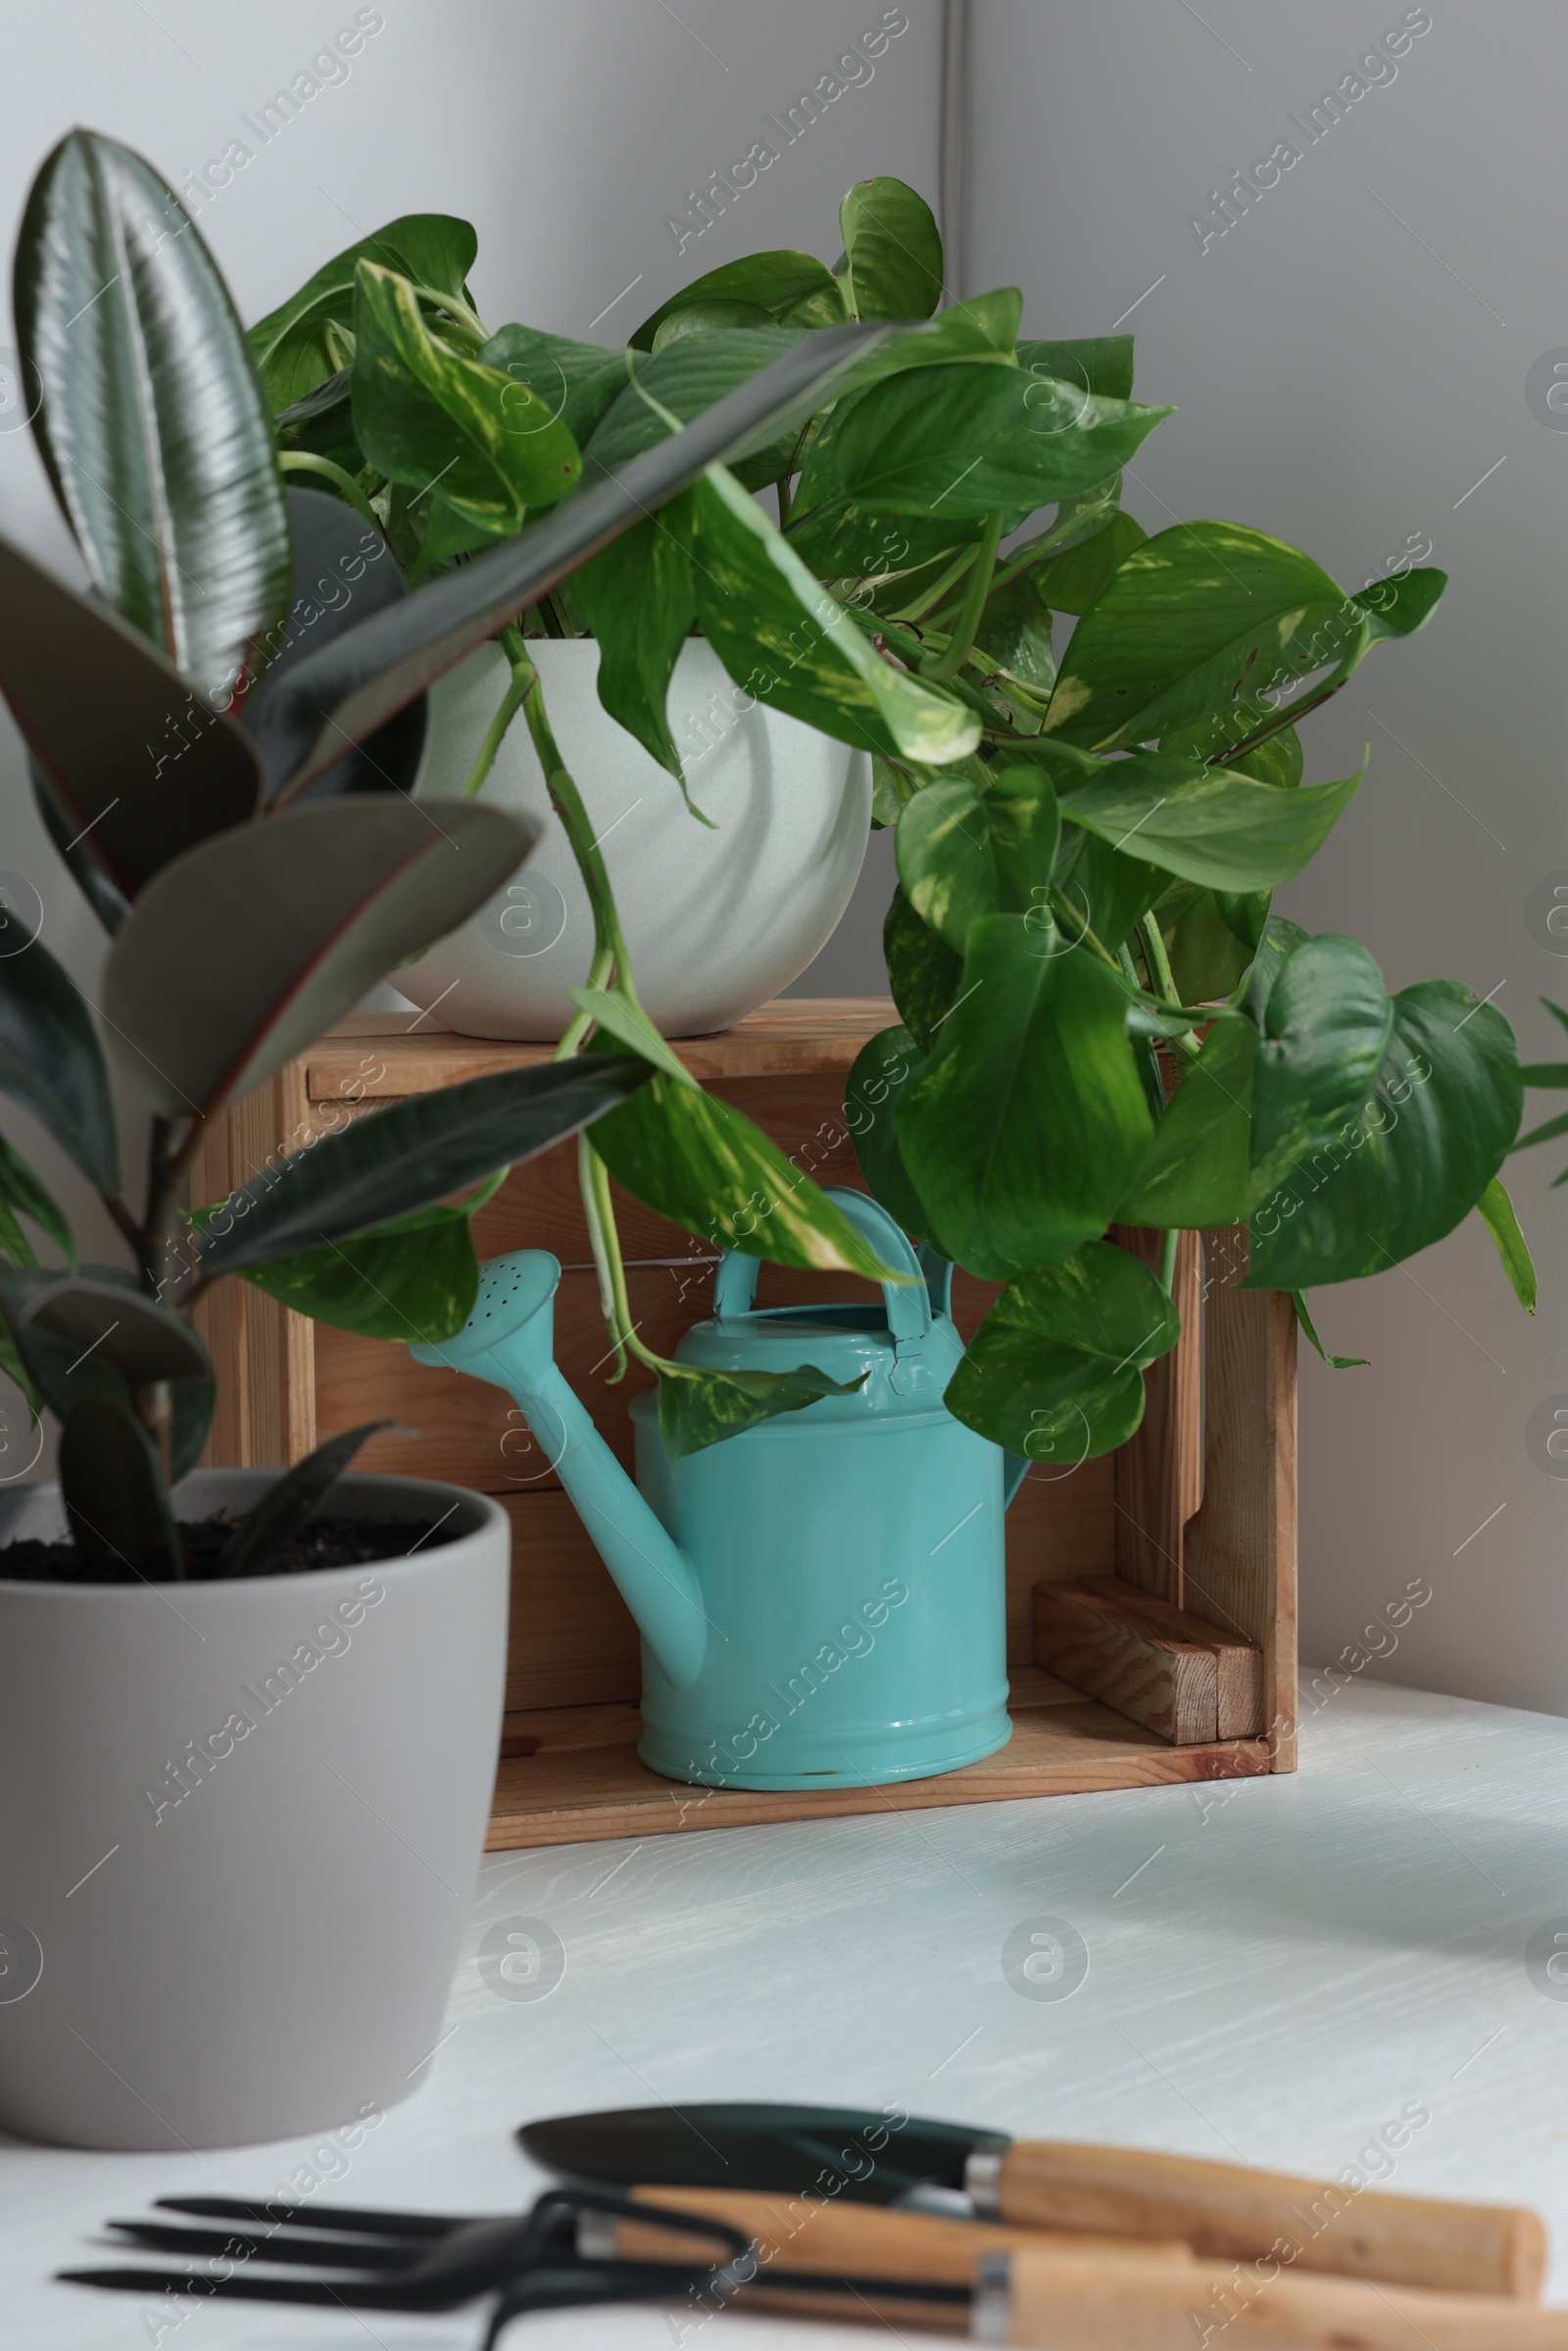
[[998, 2141, 1545, 2297], [614, 2182, 1192, 2281], [1003, 2245, 1568, 2349]]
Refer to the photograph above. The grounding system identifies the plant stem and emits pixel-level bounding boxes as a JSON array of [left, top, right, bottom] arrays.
[[1159, 1227, 1180, 1298], [1049, 888, 1122, 973], [1140, 912, 1201, 1055], [408, 283, 488, 349], [775, 418, 816, 533], [888, 542, 988, 626], [580, 1135, 674, 1382], [555, 945, 616, 1061], [462, 658, 531, 800], [507, 627, 643, 1007], [922, 510, 1004, 682], [276, 452, 381, 529], [1214, 674, 1348, 767]]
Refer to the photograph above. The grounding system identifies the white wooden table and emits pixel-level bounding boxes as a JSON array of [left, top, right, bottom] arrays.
[[6, 1675, 1568, 2347]]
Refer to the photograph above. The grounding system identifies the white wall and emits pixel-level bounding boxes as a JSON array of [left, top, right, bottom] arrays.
[[969, 0, 1566, 1713], [0, 0, 942, 1468]]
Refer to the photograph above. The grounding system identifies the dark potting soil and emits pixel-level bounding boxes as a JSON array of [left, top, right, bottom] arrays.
[[0, 1512, 460, 1585]]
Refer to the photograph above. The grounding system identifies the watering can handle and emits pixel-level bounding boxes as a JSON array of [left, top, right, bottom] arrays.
[[711, 1186, 931, 1344]]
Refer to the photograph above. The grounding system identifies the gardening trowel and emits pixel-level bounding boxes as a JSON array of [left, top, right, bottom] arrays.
[[518, 2102, 1544, 2299]]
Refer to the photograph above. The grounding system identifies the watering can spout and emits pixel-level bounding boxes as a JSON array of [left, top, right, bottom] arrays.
[[410, 1250, 708, 1689]]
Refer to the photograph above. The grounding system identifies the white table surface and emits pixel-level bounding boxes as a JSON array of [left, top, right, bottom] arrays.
[[6, 1673, 1568, 2348]]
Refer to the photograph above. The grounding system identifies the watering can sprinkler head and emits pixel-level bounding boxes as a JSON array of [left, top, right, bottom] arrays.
[[411, 1249, 563, 1389]]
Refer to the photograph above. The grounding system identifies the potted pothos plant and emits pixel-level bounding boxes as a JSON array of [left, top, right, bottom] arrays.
[[238, 162, 1543, 1452]]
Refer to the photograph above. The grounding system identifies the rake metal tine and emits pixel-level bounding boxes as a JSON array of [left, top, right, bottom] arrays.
[[58, 2267, 460, 2310], [153, 2193, 463, 2238], [109, 2220, 420, 2271]]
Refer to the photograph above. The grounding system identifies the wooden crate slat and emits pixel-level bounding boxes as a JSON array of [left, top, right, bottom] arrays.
[[1183, 1225, 1298, 1769], [1109, 1225, 1202, 1604], [305, 998, 899, 1102], [485, 1679, 1273, 1850]]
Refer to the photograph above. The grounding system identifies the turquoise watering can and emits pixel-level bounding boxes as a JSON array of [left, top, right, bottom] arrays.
[[413, 1189, 1029, 1790]]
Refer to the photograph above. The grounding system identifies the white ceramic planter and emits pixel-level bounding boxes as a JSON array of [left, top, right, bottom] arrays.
[[0, 1470, 508, 2150], [398, 638, 872, 1040]]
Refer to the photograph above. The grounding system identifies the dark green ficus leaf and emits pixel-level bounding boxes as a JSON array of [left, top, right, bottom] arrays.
[[352, 262, 582, 538], [883, 888, 960, 1053], [196, 1056, 650, 1276], [658, 1359, 865, 1462], [0, 1261, 213, 1480], [944, 1240, 1178, 1462], [845, 1024, 931, 1244], [60, 1396, 184, 1581], [0, 930, 120, 1191], [0, 532, 264, 905], [588, 1080, 902, 1280], [31, 760, 130, 934], [1117, 1016, 1260, 1229], [0, 1267, 212, 1386], [103, 799, 537, 1118], [17, 129, 292, 708], [250, 489, 427, 806], [0, 1133, 74, 1267], [897, 912, 1153, 1278], [249, 212, 479, 411], [838, 176, 944, 320], [222, 1421, 397, 1577]]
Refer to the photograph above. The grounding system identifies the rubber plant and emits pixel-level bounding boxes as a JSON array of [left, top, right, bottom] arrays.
[[0, 133, 969, 1576]]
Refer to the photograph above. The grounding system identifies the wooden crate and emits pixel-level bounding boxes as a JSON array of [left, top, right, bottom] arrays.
[[189, 1001, 1297, 1847]]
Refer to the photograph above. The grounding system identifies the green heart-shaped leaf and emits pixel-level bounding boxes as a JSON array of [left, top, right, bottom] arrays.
[[1248, 978, 1522, 1288], [838, 176, 944, 320], [352, 263, 582, 538], [897, 912, 1153, 1278], [690, 465, 980, 765]]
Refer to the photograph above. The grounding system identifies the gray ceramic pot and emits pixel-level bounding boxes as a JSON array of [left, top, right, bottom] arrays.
[[0, 1469, 509, 2149]]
